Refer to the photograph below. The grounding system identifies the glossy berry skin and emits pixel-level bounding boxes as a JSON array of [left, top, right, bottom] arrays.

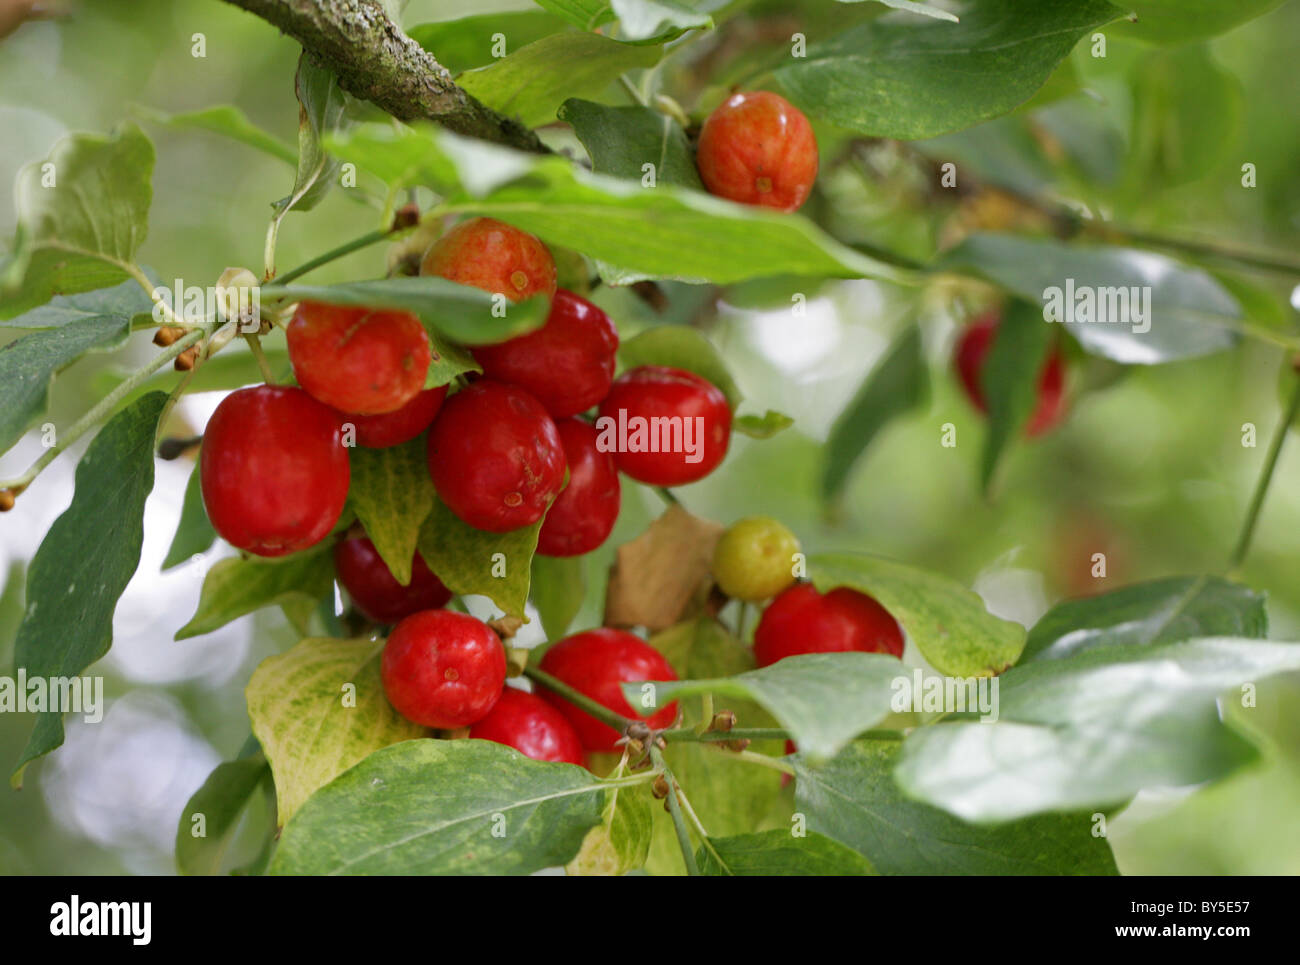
[[420, 217, 556, 302], [954, 311, 1066, 437], [337, 386, 447, 449], [426, 381, 566, 532], [538, 628, 679, 753], [713, 516, 800, 602], [696, 91, 819, 212], [472, 290, 618, 418], [333, 535, 452, 625], [287, 301, 431, 415], [538, 419, 621, 557], [469, 686, 586, 766], [596, 366, 731, 486], [753, 582, 904, 667], [201, 385, 348, 557], [381, 609, 506, 729]]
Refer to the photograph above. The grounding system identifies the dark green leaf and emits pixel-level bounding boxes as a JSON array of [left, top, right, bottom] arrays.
[[840, 0, 958, 22], [175, 550, 336, 640], [417, 496, 542, 618], [274, 55, 346, 218], [271, 739, 607, 875], [162, 459, 217, 570], [11, 392, 167, 782], [176, 755, 271, 876], [1123, 0, 1287, 45], [408, 11, 568, 75], [346, 439, 436, 586], [822, 324, 927, 502], [618, 326, 742, 409], [979, 299, 1053, 491], [560, 99, 703, 190], [0, 275, 154, 330], [697, 829, 876, 875]]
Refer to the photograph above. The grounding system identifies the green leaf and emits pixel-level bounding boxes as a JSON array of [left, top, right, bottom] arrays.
[[732, 410, 794, 439], [566, 758, 653, 875], [273, 55, 346, 219], [893, 638, 1300, 822], [560, 99, 704, 190], [697, 829, 876, 876], [1, 124, 153, 318], [458, 31, 661, 129], [938, 233, 1242, 363], [1122, 0, 1287, 45], [979, 299, 1053, 491], [626, 652, 902, 760], [0, 275, 154, 329], [271, 739, 608, 874], [246, 636, 426, 825], [95, 345, 294, 411], [11, 391, 167, 782], [810, 552, 1026, 677], [417, 496, 542, 618], [162, 459, 217, 571], [139, 104, 297, 165], [175, 754, 271, 876], [0, 316, 133, 457], [346, 439, 436, 586], [821, 324, 928, 503], [407, 11, 568, 75], [536, 0, 710, 42], [618, 326, 742, 409], [175, 550, 336, 640], [325, 124, 908, 285], [534, 0, 615, 34], [1023, 575, 1269, 663], [795, 740, 1118, 874], [838, 0, 958, 23], [261, 277, 549, 347], [530, 554, 587, 640], [776, 0, 1119, 139]]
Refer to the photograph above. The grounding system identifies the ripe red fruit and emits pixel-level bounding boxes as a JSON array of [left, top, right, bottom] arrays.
[[380, 609, 506, 728], [333, 534, 452, 625], [537, 419, 621, 557], [696, 91, 819, 212], [287, 301, 432, 415], [953, 311, 1066, 437], [472, 290, 618, 418], [426, 380, 566, 532], [420, 217, 556, 302], [753, 582, 904, 667], [468, 686, 586, 766], [596, 366, 731, 486], [201, 385, 348, 557], [537, 628, 679, 753], [337, 386, 446, 449]]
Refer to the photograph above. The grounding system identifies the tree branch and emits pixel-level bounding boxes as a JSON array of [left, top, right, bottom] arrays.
[[221, 0, 548, 153]]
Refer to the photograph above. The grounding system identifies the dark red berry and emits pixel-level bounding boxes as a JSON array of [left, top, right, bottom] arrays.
[[596, 366, 731, 486], [696, 91, 819, 213], [472, 290, 618, 418], [338, 386, 446, 449], [333, 534, 452, 624], [537, 628, 678, 753], [287, 301, 431, 415], [537, 419, 620, 557], [380, 609, 505, 728], [426, 380, 566, 533], [953, 310, 1066, 437], [468, 686, 586, 766], [753, 583, 904, 667], [420, 217, 556, 302], [201, 385, 348, 557]]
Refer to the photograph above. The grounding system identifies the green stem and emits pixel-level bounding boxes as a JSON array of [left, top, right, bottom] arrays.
[[650, 746, 700, 876], [244, 334, 277, 383], [618, 73, 647, 107], [524, 665, 634, 733], [270, 227, 393, 286], [716, 746, 796, 776], [125, 264, 194, 330], [1228, 371, 1300, 572], [0, 327, 206, 494], [735, 601, 750, 640], [654, 486, 680, 506], [696, 693, 714, 735]]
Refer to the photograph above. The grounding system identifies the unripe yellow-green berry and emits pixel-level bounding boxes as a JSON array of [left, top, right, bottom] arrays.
[[712, 516, 801, 602]]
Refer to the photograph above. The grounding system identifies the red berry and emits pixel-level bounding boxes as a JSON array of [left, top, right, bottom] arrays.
[[380, 609, 505, 728], [468, 686, 586, 766], [472, 290, 618, 418], [420, 217, 556, 302], [333, 534, 452, 625], [287, 301, 431, 415], [753, 583, 904, 667], [537, 628, 678, 753], [596, 366, 731, 486], [426, 381, 566, 532], [201, 385, 348, 557], [337, 386, 447, 448], [537, 419, 621, 557], [696, 91, 819, 212], [953, 311, 1066, 437]]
